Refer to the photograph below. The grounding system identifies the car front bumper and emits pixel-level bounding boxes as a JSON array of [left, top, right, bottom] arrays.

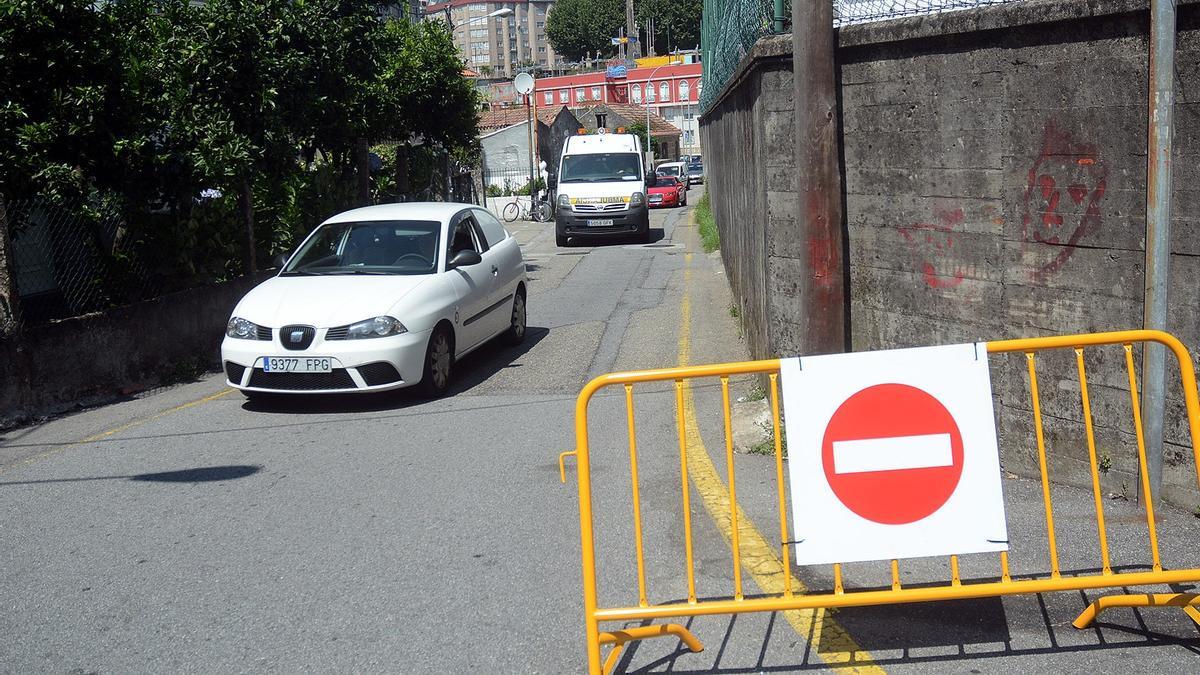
[[556, 204, 649, 238], [220, 328, 432, 394]]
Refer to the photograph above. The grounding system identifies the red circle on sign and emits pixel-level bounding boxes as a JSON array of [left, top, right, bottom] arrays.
[[821, 383, 964, 525]]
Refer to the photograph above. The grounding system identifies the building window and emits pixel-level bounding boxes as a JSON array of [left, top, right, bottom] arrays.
[[646, 84, 656, 102], [659, 82, 670, 102], [538, 46, 546, 53], [590, 86, 601, 100], [679, 80, 690, 100], [574, 87, 584, 102], [631, 84, 642, 103], [596, 113, 607, 129], [544, 91, 553, 105]]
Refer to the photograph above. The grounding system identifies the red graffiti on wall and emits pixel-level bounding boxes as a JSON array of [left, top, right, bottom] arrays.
[[900, 207, 966, 289], [1021, 121, 1108, 281]]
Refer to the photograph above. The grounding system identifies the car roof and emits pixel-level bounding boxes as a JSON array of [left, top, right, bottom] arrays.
[[322, 202, 477, 225]]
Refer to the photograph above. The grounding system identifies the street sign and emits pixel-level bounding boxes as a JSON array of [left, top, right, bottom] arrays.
[[780, 343, 1008, 566]]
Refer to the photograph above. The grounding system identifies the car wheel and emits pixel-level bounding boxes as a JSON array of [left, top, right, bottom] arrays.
[[420, 326, 454, 397], [505, 290, 527, 345]]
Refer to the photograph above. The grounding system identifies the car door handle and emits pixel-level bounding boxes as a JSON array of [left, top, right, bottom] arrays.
[[491, 265, 499, 276]]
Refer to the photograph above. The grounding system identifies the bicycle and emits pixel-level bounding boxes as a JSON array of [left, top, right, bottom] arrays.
[[502, 191, 552, 223]]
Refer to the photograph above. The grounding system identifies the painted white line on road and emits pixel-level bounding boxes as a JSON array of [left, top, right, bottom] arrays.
[[832, 433, 952, 474]]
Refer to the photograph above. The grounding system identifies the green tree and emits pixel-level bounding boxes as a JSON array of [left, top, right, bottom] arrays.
[[0, 0, 124, 200], [638, 0, 703, 55], [546, 0, 624, 63]]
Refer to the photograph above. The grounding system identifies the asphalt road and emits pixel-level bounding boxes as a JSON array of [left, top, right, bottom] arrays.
[[2, 189, 1198, 673]]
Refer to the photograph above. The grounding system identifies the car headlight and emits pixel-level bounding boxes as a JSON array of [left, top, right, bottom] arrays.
[[226, 317, 261, 340], [346, 316, 407, 339], [631, 192, 645, 206], [557, 193, 570, 209]]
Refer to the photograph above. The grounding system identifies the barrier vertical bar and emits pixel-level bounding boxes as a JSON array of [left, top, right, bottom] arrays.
[[833, 563, 844, 594], [574, 382, 603, 674], [1124, 344, 1163, 571], [891, 560, 901, 591], [950, 556, 961, 587], [1075, 349, 1113, 575], [769, 373, 793, 598], [1027, 351, 1061, 578], [1000, 551, 1011, 583], [676, 379, 698, 603], [720, 376, 744, 601], [624, 384, 649, 607]]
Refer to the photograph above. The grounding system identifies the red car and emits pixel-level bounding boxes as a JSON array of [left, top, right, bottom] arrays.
[[648, 175, 687, 208]]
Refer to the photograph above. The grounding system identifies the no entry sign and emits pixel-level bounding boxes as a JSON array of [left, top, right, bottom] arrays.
[[781, 343, 1007, 566]]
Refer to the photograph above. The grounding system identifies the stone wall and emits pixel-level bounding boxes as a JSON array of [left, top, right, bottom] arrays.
[[701, 0, 1200, 507], [0, 272, 272, 428]]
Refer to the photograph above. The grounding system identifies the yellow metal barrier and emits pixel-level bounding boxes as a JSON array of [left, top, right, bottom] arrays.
[[564, 330, 1200, 674]]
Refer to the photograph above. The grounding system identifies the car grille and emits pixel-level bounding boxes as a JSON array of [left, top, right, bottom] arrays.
[[357, 361, 402, 386], [224, 361, 246, 384], [325, 325, 350, 340], [279, 325, 316, 350], [574, 203, 627, 213], [247, 368, 356, 391], [255, 326, 272, 340]]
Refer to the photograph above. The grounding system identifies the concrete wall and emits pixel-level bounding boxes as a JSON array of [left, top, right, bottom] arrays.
[[0, 272, 272, 428], [701, 0, 1200, 507]]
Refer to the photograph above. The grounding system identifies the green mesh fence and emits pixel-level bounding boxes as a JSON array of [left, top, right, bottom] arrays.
[[700, 0, 787, 113], [700, 0, 1022, 113]]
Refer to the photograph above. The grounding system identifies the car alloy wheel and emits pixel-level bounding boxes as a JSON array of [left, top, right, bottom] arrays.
[[506, 292, 526, 345], [422, 327, 453, 396]]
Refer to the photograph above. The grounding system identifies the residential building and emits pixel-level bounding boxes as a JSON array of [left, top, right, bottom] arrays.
[[425, 0, 561, 78], [491, 62, 703, 157]]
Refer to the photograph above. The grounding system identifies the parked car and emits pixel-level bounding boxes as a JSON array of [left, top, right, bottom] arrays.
[[221, 203, 527, 398], [655, 161, 690, 188], [648, 175, 687, 208], [687, 160, 705, 184]]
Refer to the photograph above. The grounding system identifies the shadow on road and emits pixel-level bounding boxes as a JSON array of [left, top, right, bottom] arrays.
[[239, 327, 550, 415], [0, 464, 262, 487], [613, 583, 1200, 673]]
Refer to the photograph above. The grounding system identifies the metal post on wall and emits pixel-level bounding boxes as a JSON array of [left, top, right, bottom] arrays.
[[793, 0, 845, 355], [1141, 0, 1177, 503], [773, 0, 786, 33]]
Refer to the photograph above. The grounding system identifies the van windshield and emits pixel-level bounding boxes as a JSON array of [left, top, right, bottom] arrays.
[[559, 153, 642, 183]]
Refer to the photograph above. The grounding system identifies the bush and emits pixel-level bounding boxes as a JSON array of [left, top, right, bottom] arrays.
[[696, 190, 719, 253]]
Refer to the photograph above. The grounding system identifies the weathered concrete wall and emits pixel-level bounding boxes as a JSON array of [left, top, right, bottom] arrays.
[[0, 272, 272, 428], [701, 0, 1200, 507]]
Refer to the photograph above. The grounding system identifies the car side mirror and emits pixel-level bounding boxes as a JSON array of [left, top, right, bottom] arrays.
[[448, 250, 482, 269]]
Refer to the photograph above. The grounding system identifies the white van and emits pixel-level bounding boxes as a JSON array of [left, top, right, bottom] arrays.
[[655, 161, 690, 188], [554, 133, 650, 246]]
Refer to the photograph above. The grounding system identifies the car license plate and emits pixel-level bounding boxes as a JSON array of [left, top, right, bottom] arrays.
[[261, 357, 332, 373], [587, 219, 615, 227]]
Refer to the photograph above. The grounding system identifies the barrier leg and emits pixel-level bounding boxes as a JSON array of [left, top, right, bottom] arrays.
[[1072, 592, 1200, 628], [598, 624, 705, 674]]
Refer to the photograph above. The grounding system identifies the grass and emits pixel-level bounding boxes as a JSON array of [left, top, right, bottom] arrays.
[[696, 190, 720, 253], [728, 303, 740, 319], [748, 420, 787, 457]]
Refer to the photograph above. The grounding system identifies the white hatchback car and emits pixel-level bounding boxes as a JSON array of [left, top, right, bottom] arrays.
[[221, 203, 527, 398]]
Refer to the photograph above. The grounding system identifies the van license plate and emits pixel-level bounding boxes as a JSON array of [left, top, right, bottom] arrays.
[[587, 219, 615, 227]]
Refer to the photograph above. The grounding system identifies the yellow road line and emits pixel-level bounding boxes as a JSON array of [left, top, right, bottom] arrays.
[[1, 388, 236, 475], [677, 219, 882, 672]]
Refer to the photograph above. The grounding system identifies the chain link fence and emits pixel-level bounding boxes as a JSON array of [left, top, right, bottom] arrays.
[[700, 0, 1022, 112], [2, 197, 155, 331]]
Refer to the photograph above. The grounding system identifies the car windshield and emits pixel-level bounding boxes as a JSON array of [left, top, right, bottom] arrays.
[[281, 220, 441, 276], [689, 163, 703, 171], [658, 165, 681, 177], [559, 152, 642, 183]]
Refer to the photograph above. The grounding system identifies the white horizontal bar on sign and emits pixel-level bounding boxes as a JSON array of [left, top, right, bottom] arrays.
[[831, 433, 953, 474]]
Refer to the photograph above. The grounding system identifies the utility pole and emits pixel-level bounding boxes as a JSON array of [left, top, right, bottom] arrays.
[[1141, 0, 1178, 504], [793, 0, 844, 354], [625, 0, 640, 60]]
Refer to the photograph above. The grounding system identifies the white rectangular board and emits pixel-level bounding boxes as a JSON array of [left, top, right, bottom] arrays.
[[780, 342, 1008, 566]]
